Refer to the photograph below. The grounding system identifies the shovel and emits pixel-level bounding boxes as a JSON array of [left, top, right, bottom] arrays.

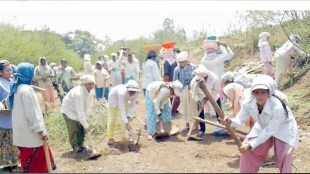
[[85, 132, 102, 160]]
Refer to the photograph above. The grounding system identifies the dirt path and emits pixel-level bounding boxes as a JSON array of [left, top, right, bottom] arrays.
[[48, 93, 310, 173]]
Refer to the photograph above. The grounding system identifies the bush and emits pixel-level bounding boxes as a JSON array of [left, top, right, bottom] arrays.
[[0, 23, 83, 70]]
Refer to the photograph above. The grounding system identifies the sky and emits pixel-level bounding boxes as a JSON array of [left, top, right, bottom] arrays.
[[0, 1, 309, 42]]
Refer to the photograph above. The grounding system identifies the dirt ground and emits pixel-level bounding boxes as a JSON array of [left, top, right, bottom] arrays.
[[49, 93, 310, 173]]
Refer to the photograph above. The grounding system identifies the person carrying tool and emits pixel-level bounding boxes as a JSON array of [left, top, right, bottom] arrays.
[[173, 51, 197, 131], [258, 32, 274, 77], [145, 80, 183, 140], [61, 75, 96, 153], [221, 75, 298, 173], [274, 34, 308, 85], [8, 62, 56, 173], [107, 80, 140, 145], [190, 65, 223, 137]]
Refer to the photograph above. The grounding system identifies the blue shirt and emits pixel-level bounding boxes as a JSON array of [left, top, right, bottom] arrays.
[[0, 77, 12, 129], [173, 63, 196, 87]]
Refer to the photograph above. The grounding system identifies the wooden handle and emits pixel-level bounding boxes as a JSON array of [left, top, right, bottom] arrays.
[[31, 85, 46, 91], [194, 117, 247, 136], [198, 80, 242, 147], [187, 109, 202, 136], [43, 139, 52, 173]]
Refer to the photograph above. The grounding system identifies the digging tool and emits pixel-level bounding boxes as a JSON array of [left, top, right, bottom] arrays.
[[43, 139, 52, 173], [128, 127, 142, 152], [197, 80, 242, 147], [31, 85, 46, 91], [194, 117, 248, 136], [187, 108, 203, 141], [85, 132, 102, 160]]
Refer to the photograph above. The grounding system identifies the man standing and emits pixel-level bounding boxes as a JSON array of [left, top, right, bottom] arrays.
[[57, 59, 76, 93], [108, 53, 123, 87], [124, 52, 140, 83], [173, 51, 196, 131]]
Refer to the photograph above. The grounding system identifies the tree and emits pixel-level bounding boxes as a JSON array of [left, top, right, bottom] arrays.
[[63, 30, 101, 57]]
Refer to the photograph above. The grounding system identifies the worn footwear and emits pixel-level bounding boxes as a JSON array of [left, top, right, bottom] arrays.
[[198, 131, 204, 137], [108, 139, 115, 145], [74, 146, 84, 153]]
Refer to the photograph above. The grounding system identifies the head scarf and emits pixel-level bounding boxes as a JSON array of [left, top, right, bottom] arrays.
[[8, 62, 34, 109], [251, 74, 276, 97], [169, 80, 183, 97], [223, 83, 244, 117], [258, 32, 270, 48], [38, 56, 50, 73], [192, 64, 209, 78], [146, 51, 157, 59]]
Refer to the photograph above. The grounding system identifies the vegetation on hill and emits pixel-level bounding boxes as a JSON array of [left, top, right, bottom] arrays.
[[0, 23, 83, 70]]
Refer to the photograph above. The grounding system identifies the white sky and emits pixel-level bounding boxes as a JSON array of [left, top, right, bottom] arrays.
[[0, 1, 309, 42]]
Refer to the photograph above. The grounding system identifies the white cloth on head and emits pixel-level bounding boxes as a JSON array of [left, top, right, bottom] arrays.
[[125, 79, 140, 92], [61, 85, 95, 129], [177, 51, 189, 62], [258, 32, 270, 47], [142, 59, 161, 89], [169, 80, 183, 97], [147, 81, 172, 115], [84, 54, 91, 61], [80, 75, 95, 84], [108, 84, 139, 124], [12, 84, 46, 147], [192, 64, 209, 78]]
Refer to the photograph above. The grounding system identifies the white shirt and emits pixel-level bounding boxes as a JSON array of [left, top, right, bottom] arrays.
[[124, 59, 140, 80], [12, 84, 46, 147], [146, 81, 172, 115], [259, 41, 272, 63], [231, 96, 298, 149], [201, 46, 234, 79], [94, 68, 109, 88], [108, 60, 123, 72], [142, 59, 161, 89], [190, 71, 220, 102], [61, 85, 95, 129], [108, 84, 139, 124]]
